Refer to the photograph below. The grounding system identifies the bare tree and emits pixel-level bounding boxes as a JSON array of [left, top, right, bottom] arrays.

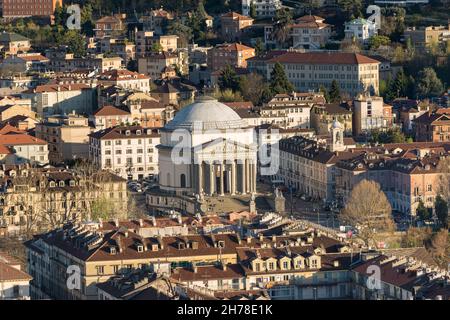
[[428, 229, 449, 268], [341, 179, 395, 247]]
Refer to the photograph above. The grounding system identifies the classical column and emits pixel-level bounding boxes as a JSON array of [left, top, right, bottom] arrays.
[[252, 161, 257, 193], [209, 163, 215, 196], [245, 159, 250, 194], [219, 162, 224, 195], [197, 162, 203, 194], [248, 162, 253, 193], [239, 162, 245, 194], [231, 161, 236, 195]]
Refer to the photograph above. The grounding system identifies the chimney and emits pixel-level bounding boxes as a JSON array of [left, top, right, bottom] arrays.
[[98, 218, 103, 225], [272, 235, 276, 243], [259, 234, 264, 242], [246, 236, 252, 244], [177, 214, 182, 224], [114, 218, 119, 227], [152, 216, 157, 226], [139, 219, 144, 227], [192, 262, 198, 273], [221, 261, 227, 271]]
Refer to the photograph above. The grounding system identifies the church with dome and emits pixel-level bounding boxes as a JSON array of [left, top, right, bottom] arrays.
[[147, 96, 258, 214]]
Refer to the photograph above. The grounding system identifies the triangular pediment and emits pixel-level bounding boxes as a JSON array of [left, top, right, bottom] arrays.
[[196, 138, 253, 153]]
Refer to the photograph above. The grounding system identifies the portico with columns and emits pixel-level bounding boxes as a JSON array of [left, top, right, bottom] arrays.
[[157, 96, 258, 197]]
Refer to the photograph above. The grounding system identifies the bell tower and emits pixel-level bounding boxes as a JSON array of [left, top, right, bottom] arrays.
[[330, 120, 345, 152]]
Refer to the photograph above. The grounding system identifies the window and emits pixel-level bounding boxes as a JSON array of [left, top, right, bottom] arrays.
[[96, 266, 105, 275]]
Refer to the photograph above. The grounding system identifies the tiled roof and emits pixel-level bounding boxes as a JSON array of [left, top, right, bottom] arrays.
[[0, 32, 29, 43], [221, 12, 253, 21], [0, 261, 32, 282], [99, 69, 149, 81], [0, 133, 47, 146], [215, 43, 255, 52], [89, 126, 160, 140], [93, 105, 130, 116], [25, 84, 91, 94], [268, 52, 380, 65]]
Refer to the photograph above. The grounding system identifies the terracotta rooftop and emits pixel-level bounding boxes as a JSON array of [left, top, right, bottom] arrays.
[[93, 105, 130, 117], [268, 52, 380, 65], [0, 133, 47, 146]]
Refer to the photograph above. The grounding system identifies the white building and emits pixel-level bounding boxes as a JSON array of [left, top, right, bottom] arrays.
[[89, 126, 160, 180], [344, 18, 378, 43], [0, 133, 48, 165], [21, 84, 96, 117], [291, 16, 332, 50], [98, 69, 151, 93], [0, 253, 32, 300], [157, 96, 258, 196], [242, 0, 282, 18]]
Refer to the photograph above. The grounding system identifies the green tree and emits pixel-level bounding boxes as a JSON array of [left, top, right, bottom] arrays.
[[250, 1, 257, 19], [338, 0, 363, 19], [218, 65, 240, 92], [269, 62, 294, 95], [151, 42, 164, 53], [435, 195, 448, 228], [54, 2, 66, 27], [273, 8, 293, 46], [416, 200, 432, 221], [416, 67, 444, 98], [319, 85, 330, 103], [391, 68, 409, 98], [58, 30, 87, 58], [328, 80, 341, 103], [167, 19, 193, 48], [368, 35, 391, 49], [255, 38, 265, 57]]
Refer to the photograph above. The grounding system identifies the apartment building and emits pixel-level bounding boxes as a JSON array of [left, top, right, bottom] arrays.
[[0, 131, 48, 165], [404, 22, 450, 51], [138, 52, 179, 80], [251, 51, 380, 97], [334, 142, 450, 215], [89, 126, 160, 180], [242, 0, 282, 18], [22, 84, 97, 116], [220, 12, 254, 41], [98, 69, 151, 93], [135, 31, 178, 56], [311, 103, 353, 135], [98, 38, 135, 63], [0, 0, 61, 19], [35, 114, 92, 164], [291, 15, 332, 50], [0, 32, 30, 56], [276, 133, 355, 202], [413, 111, 450, 142], [344, 18, 378, 44], [0, 101, 35, 123], [0, 252, 32, 300], [352, 95, 394, 136], [140, 9, 174, 35], [207, 43, 256, 71], [1, 53, 49, 73], [94, 15, 126, 39], [46, 54, 123, 73], [0, 166, 127, 235]]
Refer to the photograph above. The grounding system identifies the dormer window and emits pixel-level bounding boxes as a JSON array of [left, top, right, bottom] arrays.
[[59, 181, 65, 187], [151, 244, 159, 251], [310, 258, 318, 268], [177, 242, 186, 250], [49, 181, 56, 188], [137, 244, 144, 252], [109, 246, 116, 255], [69, 180, 76, 187], [136, 130, 141, 135], [217, 240, 225, 248], [125, 130, 131, 136]]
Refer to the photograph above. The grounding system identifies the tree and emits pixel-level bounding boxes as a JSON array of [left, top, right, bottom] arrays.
[[151, 42, 164, 53], [319, 85, 330, 103], [250, 1, 257, 19], [167, 19, 193, 48], [328, 80, 341, 103], [368, 35, 391, 49], [272, 9, 293, 47], [416, 67, 444, 98], [416, 200, 432, 221], [338, 0, 363, 19], [391, 68, 409, 98], [437, 157, 450, 227], [341, 179, 394, 247], [218, 65, 240, 92], [57, 30, 87, 58], [269, 62, 294, 95], [401, 227, 432, 248], [429, 229, 449, 267], [435, 195, 448, 228], [239, 73, 271, 106], [254, 38, 265, 57]]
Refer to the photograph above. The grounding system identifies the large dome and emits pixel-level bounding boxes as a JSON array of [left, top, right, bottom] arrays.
[[164, 96, 246, 130]]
